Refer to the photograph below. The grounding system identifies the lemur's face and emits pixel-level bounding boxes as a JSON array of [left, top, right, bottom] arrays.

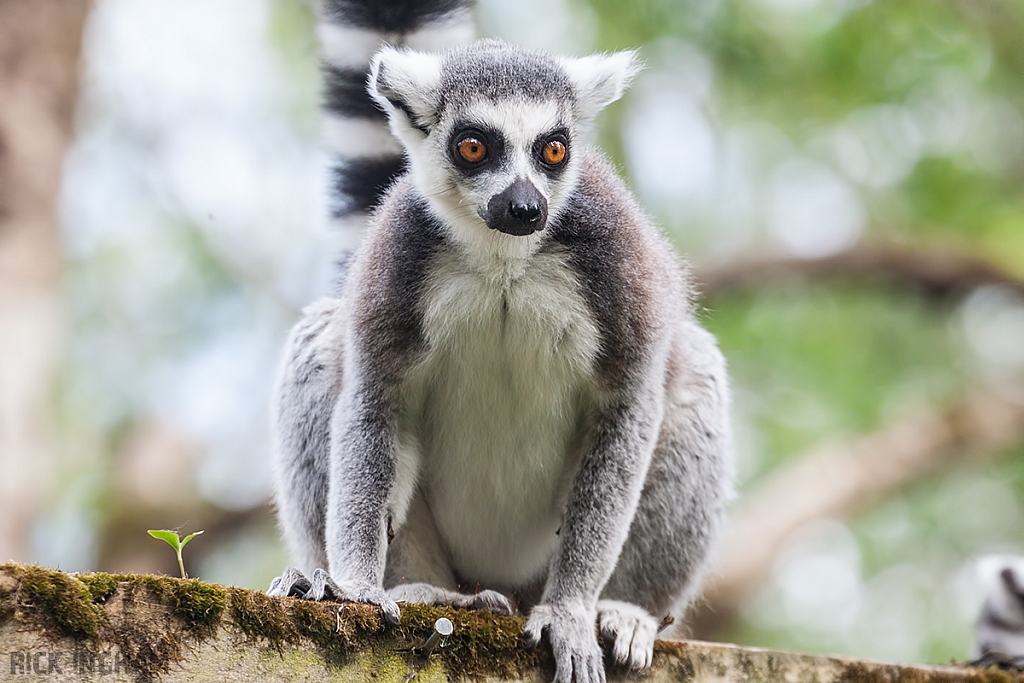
[[431, 98, 575, 237], [369, 40, 637, 252]]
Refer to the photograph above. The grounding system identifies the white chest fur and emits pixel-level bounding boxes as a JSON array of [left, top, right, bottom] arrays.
[[403, 245, 601, 587]]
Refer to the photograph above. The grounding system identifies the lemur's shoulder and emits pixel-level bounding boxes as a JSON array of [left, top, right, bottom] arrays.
[[551, 149, 694, 381], [339, 177, 446, 373], [357, 175, 446, 262], [554, 150, 639, 235], [553, 148, 690, 303]]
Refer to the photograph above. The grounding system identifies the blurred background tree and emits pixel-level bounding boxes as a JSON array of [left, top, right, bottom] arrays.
[[0, 0, 92, 565], [5, 0, 1024, 668]]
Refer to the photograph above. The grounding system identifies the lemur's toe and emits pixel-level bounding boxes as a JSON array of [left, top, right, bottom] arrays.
[[473, 589, 514, 615], [597, 599, 658, 670], [267, 567, 312, 598], [375, 595, 403, 626]]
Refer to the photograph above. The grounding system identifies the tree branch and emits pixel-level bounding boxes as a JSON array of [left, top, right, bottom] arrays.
[[696, 243, 1024, 300], [687, 387, 1024, 639]]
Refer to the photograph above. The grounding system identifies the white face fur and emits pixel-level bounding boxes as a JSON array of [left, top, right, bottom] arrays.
[[368, 42, 639, 263]]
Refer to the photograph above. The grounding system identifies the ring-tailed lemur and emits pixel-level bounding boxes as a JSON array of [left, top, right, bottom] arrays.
[[974, 555, 1024, 669], [268, 4, 733, 682]]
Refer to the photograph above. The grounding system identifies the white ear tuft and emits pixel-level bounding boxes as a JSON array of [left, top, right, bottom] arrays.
[[561, 50, 642, 121], [368, 46, 443, 135]]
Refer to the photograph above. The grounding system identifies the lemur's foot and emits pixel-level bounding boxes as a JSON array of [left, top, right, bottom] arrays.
[[266, 567, 401, 626], [388, 582, 514, 615], [597, 599, 658, 670]]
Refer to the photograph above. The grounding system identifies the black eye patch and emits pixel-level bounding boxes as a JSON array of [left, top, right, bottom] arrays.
[[448, 125, 506, 175], [532, 127, 571, 178]]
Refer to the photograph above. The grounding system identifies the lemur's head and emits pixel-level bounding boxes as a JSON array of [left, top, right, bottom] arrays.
[[369, 39, 638, 252]]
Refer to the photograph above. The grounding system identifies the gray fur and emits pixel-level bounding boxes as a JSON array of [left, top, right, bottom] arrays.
[[271, 39, 733, 683], [438, 40, 577, 108]]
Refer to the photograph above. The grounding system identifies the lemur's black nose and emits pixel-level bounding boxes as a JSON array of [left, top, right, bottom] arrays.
[[509, 201, 542, 224], [484, 177, 549, 236]]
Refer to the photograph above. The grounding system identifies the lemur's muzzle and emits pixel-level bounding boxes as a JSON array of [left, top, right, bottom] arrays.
[[484, 177, 548, 236]]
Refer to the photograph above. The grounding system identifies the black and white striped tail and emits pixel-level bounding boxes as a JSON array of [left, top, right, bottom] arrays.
[[320, 0, 476, 253]]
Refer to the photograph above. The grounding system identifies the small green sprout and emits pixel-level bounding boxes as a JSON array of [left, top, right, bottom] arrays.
[[147, 529, 204, 579]]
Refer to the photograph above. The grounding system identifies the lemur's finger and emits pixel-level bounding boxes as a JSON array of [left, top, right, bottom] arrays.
[[523, 606, 552, 649], [303, 568, 342, 601], [551, 646, 572, 683], [587, 652, 607, 683], [376, 595, 402, 626]]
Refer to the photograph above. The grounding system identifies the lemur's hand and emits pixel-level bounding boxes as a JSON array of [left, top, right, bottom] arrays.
[[267, 567, 401, 626], [524, 602, 605, 683]]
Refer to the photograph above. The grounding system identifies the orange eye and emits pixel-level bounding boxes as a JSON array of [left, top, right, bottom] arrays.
[[542, 140, 566, 165], [457, 137, 487, 163]]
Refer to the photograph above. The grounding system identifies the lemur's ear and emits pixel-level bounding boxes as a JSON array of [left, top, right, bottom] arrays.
[[561, 51, 641, 121], [369, 46, 442, 137]]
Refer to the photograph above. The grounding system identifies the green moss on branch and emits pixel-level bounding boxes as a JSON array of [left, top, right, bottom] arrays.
[[0, 563, 543, 681]]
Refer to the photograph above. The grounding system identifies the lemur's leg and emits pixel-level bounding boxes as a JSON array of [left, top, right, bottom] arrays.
[[268, 298, 345, 596], [598, 321, 732, 670], [384, 490, 514, 615]]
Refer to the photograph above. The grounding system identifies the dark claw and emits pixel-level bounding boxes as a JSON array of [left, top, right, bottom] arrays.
[[523, 626, 544, 649]]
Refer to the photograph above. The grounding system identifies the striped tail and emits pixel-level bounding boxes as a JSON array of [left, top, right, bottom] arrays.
[[320, 0, 476, 255]]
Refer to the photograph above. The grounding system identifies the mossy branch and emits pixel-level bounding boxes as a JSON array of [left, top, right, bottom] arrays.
[[1, 563, 1020, 683]]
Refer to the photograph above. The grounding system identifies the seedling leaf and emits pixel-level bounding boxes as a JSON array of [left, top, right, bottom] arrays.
[[148, 529, 182, 552], [180, 530, 204, 548]]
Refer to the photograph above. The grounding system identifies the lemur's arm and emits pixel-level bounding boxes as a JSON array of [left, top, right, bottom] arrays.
[[312, 192, 441, 621], [325, 370, 398, 587], [293, 319, 405, 622], [542, 380, 665, 607], [524, 362, 667, 683], [272, 311, 406, 623]]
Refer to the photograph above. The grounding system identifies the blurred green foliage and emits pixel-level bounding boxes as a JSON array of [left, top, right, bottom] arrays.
[[704, 285, 969, 479]]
